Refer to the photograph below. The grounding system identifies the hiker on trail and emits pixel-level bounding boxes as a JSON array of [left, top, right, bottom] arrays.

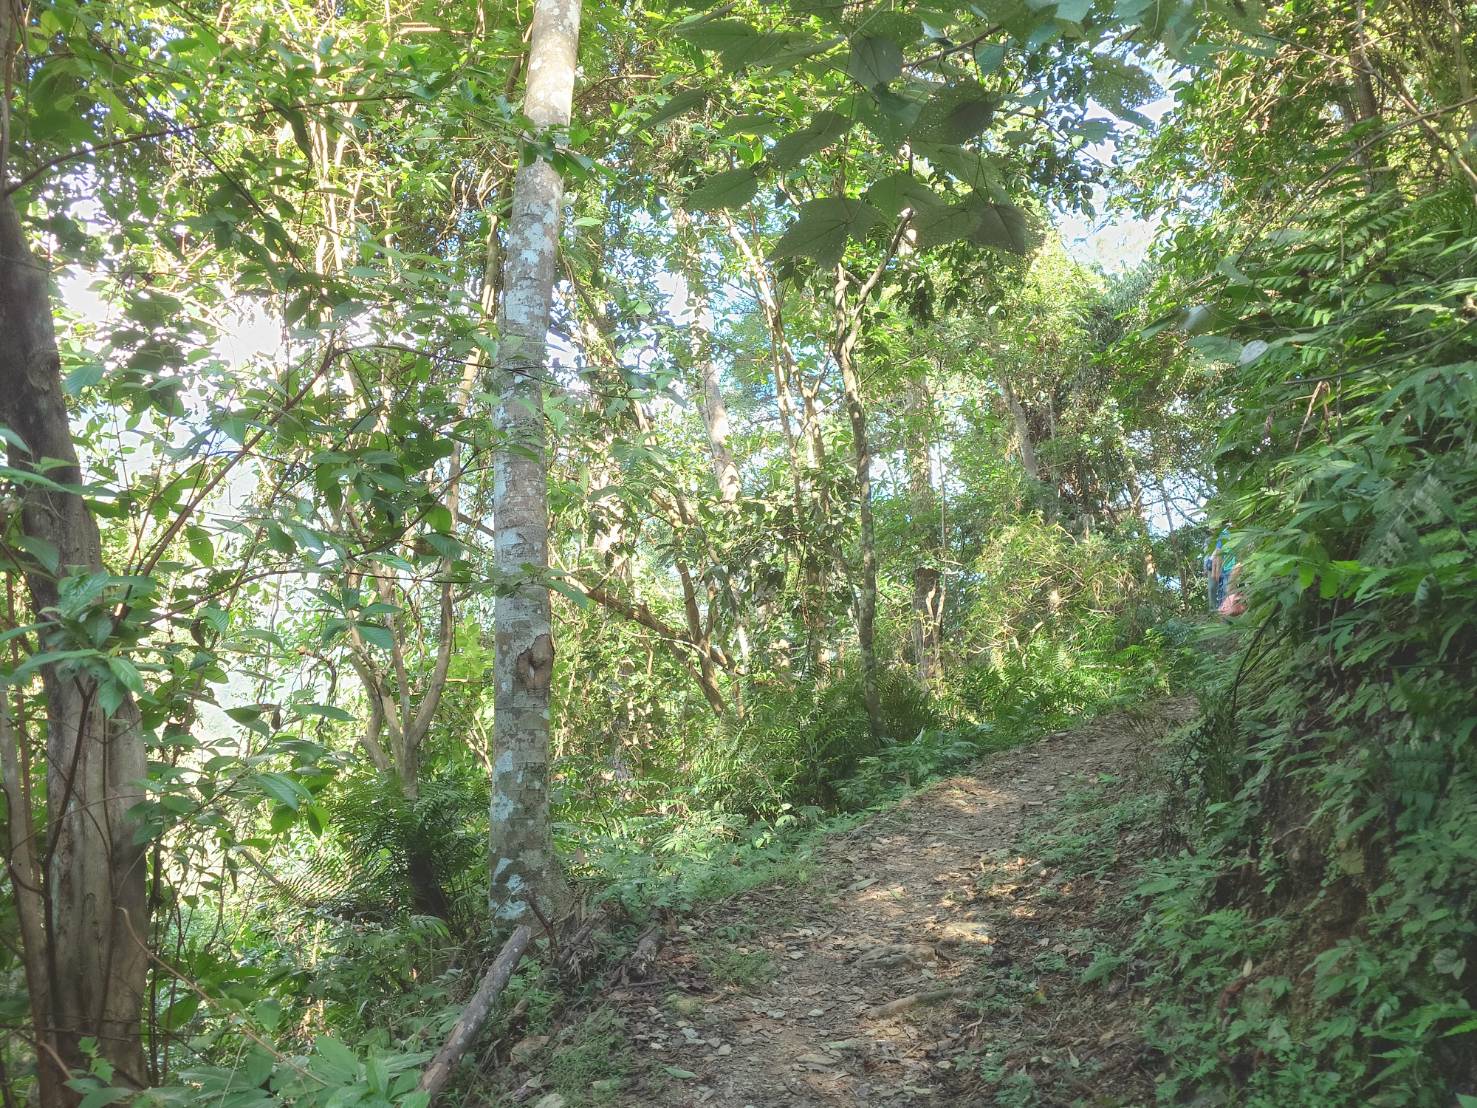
[[1206, 528, 1245, 616]]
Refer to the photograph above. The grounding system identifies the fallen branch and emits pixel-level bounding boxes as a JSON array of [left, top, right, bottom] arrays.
[[624, 925, 664, 981], [863, 987, 965, 1020], [418, 925, 532, 1101]]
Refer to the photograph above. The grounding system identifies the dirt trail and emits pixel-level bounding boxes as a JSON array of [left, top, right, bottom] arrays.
[[595, 699, 1197, 1107]]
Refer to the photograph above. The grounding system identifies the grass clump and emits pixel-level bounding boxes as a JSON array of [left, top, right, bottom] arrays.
[[700, 945, 774, 991], [548, 1008, 634, 1105]]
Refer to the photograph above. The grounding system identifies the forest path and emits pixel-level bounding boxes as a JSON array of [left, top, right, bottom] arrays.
[[595, 698, 1198, 1107]]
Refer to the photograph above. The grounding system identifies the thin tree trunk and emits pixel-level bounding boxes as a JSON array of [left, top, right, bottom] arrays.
[[1001, 379, 1040, 481], [905, 383, 942, 685], [416, 925, 532, 1101], [833, 267, 881, 741], [718, 212, 829, 668], [489, 0, 580, 924], [1, 709, 58, 1105], [674, 210, 739, 503], [0, 195, 150, 1095], [695, 307, 740, 503]]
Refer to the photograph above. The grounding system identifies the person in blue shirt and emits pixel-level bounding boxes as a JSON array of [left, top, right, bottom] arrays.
[[1205, 528, 1244, 615]]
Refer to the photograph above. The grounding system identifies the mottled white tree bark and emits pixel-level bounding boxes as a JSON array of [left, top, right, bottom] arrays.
[[489, 0, 580, 922]]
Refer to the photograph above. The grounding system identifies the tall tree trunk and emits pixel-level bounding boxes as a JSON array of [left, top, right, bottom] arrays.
[[832, 267, 881, 741], [718, 212, 827, 669], [489, 0, 580, 924], [1001, 379, 1041, 481], [905, 382, 942, 686], [693, 302, 739, 504], [674, 210, 739, 503], [0, 195, 150, 1096]]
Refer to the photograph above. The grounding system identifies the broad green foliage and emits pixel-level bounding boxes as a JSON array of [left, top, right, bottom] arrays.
[[1117, 0, 1477, 1100], [12, 0, 1470, 1101]]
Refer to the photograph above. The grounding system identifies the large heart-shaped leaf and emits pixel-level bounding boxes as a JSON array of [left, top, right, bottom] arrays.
[[847, 35, 903, 87], [912, 202, 983, 249], [770, 197, 885, 269], [864, 172, 945, 216], [684, 166, 762, 211], [918, 143, 1008, 195], [969, 201, 1036, 254], [915, 86, 998, 144], [768, 111, 854, 169], [862, 88, 925, 148]]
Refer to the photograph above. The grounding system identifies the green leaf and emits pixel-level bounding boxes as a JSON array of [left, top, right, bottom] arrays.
[[185, 525, 214, 566], [1055, 0, 1093, 22], [105, 656, 144, 695], [914, 86, 997, 144], [968, 201, 1036, 254], [753, 34, 840, 71], [265, 524, 295, 555], [723, 30, 818, 71], [254, 998, 283, 1032], [684, 166, 761, 211], [249, 772, 308, 810], [76, 1088, 134, 1108], [862, 89, 925, 148], [365, 1052, 389, 1094], [768, 111, 853, 169], [847, 35, 903, 87], [298, 703, 354, 722], [15, 535, 60, 573], [864, 172, 945, 216], [770, 197, 885, 269], [354, 622, 395, 650], [303, 803, 329, 836], [918, 144, 1006, 194], [312, 1035, 361, 1084], [675, 18, 757, 56], [1189, 335, 1243, 362], [548, 577, 592, 608], [65, 359, 105, 395], [974, 43, 1008, 73], [160, 993, 201, 1032], [911, 202, 983, 249], [0, 424, 29, 452], [641, 87, 707, 129]]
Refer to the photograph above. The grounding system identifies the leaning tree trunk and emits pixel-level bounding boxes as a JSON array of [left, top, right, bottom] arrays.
[[488, 0, 580, 923], [0, 196, 151, 1096]]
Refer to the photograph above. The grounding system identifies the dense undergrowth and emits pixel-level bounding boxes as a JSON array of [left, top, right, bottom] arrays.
[[99, 566, 1191, 1106], [1088, 145, 1477, 1104]]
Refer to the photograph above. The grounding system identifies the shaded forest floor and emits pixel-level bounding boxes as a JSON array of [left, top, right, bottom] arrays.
[[503, 698, 1199, 1107]]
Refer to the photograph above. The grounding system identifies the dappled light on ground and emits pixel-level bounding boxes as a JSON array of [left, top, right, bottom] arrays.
[[540, 700, 1200, 1106]]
